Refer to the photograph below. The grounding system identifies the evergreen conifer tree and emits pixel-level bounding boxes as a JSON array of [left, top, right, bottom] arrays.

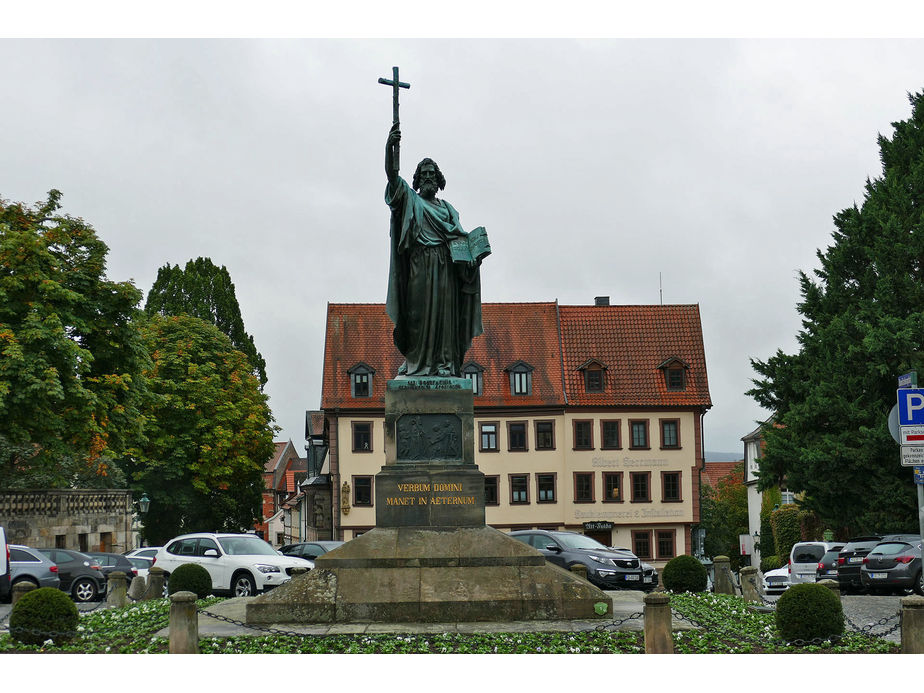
[[144, 257, 267, 388], [749, 91, 924, 534]]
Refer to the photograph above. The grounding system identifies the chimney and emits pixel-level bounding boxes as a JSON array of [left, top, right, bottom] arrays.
[[594, 296, 610, 306]]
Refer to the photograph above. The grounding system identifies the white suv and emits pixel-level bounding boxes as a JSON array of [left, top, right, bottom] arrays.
[[153, 533, 312, 597]]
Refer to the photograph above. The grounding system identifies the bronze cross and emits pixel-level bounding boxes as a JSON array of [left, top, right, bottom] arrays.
[[378, 66, 410, 125]]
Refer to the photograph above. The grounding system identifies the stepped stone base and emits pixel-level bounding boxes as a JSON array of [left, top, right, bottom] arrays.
[[245, 526, 612, 624]]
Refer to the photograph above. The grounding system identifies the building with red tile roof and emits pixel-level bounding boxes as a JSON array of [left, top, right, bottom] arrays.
[[319, 298, 712, 567], [254, 440, 307, 546], [702, 461, 742, 489]]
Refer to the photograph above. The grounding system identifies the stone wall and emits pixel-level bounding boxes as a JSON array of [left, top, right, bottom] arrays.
[[0, 489, 135, 552]]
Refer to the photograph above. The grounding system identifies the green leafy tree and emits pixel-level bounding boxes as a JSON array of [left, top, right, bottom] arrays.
[[125, 314, 276, 544], [699, 463, 749, 569], [144, 258, 267, 388], [749, 91, 924, 534], [0, 191, 149, 488]]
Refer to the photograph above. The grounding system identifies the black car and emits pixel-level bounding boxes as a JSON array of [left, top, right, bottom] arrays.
[[36, 548, 107, 602], [837, 534, 919, 593], [279, 541, 345, 561], [837, 536, 884, 592], [816, 546, 844, 582], [85, 552, 139, 580], [509, 530, 644, 590]]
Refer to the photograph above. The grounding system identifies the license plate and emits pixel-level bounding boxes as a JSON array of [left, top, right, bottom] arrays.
[[871, 572, 887, 579], [849, 557, 863, 564], [798, 573, 813, 579], [626, 574, 640, 581], [643, 576, 652, 583]]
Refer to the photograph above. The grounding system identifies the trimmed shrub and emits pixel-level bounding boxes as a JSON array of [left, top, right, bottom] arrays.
[[760, 554, 784, 573], [661, 554, 708, 593], [167, 563, 212, 599], [770, 505, 803, 564], [775, 582, 844, 643], [9, 586, 79, 646]]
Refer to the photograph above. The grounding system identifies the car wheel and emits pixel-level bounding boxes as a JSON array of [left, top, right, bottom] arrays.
[[232, 572, 256, 597], [915, 571, 924, 597], [72, 578, 98, 602]]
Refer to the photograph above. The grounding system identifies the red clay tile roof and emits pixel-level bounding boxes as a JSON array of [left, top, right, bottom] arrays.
[[559, 304, 711, 408], [702, 461, 743, 488], [321, 302, 711, 411]]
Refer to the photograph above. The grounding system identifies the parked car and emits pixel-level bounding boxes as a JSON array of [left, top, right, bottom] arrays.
[[837, 534, 917, 593], [860, 537, 923, 595], [85, 552, 139, 579], [816, 546, 844, 582], [35, 548, 107, 602], [762, 565, 791, 594], [0, 527, 11, 603], [641, 562, 659, 591], [509, 530, 644, 590], [9, 545, 61, 591], [124, 547, 161, 560], [837, 536, 883, 592], [789, 541, 841, 585], [279, 541, 345, 561], [127, 556, 153, 579], [153, 533, 312, 597]]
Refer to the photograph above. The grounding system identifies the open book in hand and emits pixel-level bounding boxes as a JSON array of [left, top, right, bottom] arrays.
[[449, 227, 491, 264]]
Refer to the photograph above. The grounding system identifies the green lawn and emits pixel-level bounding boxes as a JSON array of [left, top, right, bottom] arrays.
[[0, 592, 899, 654]]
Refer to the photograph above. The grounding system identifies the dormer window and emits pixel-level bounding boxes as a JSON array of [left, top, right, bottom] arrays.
[[578, 359, 607, 393], [658, 357, 689, 391], [506, 361, 533, 396], [348, 363, 375, 398], [462, 362, 484, 396]]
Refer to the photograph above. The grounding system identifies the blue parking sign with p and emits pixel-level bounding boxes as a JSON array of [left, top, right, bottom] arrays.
[[898, 389, 924, 425]]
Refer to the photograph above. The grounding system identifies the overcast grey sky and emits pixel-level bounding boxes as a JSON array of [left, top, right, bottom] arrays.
[[4, 35, 924, 456]]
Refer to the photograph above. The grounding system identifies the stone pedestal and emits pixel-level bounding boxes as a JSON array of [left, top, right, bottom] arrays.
[[246, 377, 612, 624]]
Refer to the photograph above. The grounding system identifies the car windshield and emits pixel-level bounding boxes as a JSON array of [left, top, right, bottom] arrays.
[[217, 536, 279, 556], [554, 534, 608, 550]]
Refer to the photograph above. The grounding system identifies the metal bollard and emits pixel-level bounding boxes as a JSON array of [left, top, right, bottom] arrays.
[[11, 581, 36, 606], [901, 595, 924, 654], [169, 591, 199, 654], [146, 566, 165, 601], [739, 566, 760, 603], [644, 592, 674, 653], [107, 571, 128, 607]]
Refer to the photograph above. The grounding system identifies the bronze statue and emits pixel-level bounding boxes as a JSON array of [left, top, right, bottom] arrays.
[[381, 68, 488, 378]]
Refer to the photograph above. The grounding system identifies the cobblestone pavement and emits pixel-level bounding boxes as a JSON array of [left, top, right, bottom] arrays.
[[762, 592, 908, 644]]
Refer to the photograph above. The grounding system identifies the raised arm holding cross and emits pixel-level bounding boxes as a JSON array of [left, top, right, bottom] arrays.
[[379, 66, 410, 176]]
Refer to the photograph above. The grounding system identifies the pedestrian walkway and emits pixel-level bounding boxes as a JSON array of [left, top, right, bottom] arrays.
[[156, 589, 662, 638]]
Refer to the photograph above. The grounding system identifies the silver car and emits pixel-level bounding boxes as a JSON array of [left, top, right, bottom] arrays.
[[10, 545, 61, 591], [789, 541, 840, 585]]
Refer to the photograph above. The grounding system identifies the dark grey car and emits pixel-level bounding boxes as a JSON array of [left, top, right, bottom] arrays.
[[860, 538, 923, 595], [279, 541, 345, 561], [509, 530, 644, 590], [9, 545, 61, 591], [838, 534, 919, 593], [36, 548, 107, 602]]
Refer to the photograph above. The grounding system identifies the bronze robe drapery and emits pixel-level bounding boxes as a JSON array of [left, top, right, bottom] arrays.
[[385, 176, 483, 376]]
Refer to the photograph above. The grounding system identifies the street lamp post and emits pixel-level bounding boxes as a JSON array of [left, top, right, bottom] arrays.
[[137, 493, 150, 547]]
